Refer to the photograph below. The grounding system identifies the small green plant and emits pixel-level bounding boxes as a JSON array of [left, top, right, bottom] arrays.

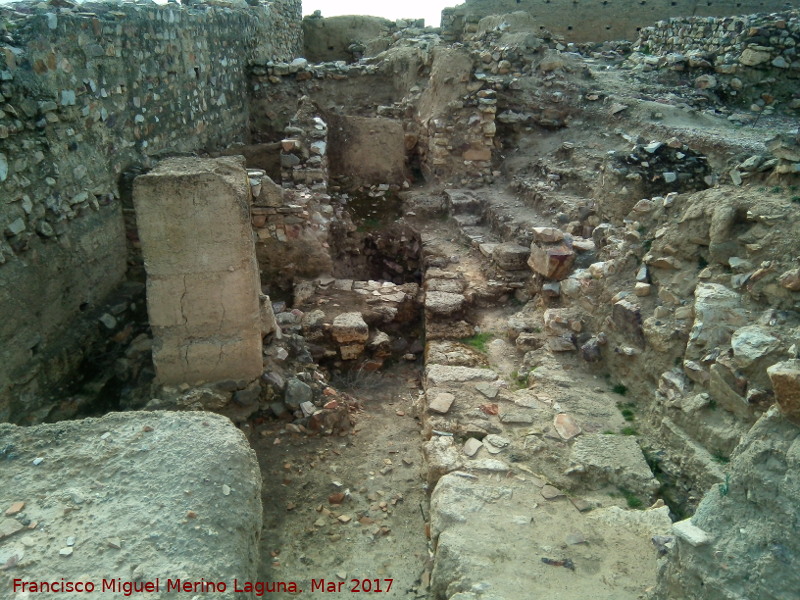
[[618, 487, 644, 509], [612, 383, 628, 396], [621, 408, 635, 421], [791, 196, 800, 204], [708, 398, 718, 411], [712, 452, 730, 465], [770, 186, 782, 194], [621, 426, 638, 436], [603, 430, 616, 435], [461, 332, 493, 353]]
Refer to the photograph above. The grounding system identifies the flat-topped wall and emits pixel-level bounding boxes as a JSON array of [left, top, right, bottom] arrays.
[[442, 0, 797, 42]]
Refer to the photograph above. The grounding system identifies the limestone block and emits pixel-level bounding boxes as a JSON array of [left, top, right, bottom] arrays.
[[340, 343, 366, 360], [528, 242, 575, 280], [424, 291, 465, 316], [687, 283, 747, 360], [531, 226, 565, 243], [331, 312, 369, 344], [0, 413, 262, 597], [739, 48, 771, 66], [569, 434, 659, 497], [709, 363, 750, 421], [425, 364, 499, 387], [491, 242, 529, 270], [672, 519, 712, 547], [612, 299, 646, 349], [767, 359, 800, 425]]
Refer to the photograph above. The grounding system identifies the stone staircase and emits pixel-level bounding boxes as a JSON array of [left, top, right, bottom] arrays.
[[406, 187, 676, 600]]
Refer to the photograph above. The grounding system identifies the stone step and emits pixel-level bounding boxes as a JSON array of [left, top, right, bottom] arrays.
[[444, 188, 483, 215]]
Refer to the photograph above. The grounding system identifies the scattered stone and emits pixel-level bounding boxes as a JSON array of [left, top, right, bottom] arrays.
[[4, 502, 24, 516], [59, 547, 74, 557], [528, 243, 576, 280], [553, 413, 581, 440], [463, 438, 483, 457], [106, 537, 122, 549], [779, 268, 800, 291], [429, 392, 455, 414], [0, 519, 24, 540], [332, 312, 369, 344], [475, 382, 499, 398], [672, 519, 712, 547], [541, 485, 565, 500], [483, 434, 510, 454], [337, 514, 352, 524], [284, 378, 313, 409], [767, 360, 800, 425]]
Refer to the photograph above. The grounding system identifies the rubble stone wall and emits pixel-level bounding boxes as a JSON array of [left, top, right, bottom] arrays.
[[630, 10, 800, 108], [0, 0, 302, 422], [636, 10, 800, 63], [441, 0, 794, 42]]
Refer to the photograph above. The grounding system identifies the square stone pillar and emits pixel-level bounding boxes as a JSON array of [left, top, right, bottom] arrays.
[[133, 157, 263, 385]]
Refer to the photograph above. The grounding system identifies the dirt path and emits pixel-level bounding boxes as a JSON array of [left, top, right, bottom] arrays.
[[250, 363, 431, 599]]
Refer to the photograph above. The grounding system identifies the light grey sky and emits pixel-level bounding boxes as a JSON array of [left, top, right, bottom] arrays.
[[302, 0, 456, 28]]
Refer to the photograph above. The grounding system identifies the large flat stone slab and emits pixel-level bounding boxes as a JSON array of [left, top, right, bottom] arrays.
[[0, 412, 262, 597]]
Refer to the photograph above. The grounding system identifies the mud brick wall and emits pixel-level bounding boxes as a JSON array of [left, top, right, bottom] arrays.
[[441, 0, 795, 43], [0, 0, 302, 422]]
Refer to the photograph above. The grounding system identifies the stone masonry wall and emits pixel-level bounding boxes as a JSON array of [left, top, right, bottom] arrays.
[[628, 10, 800, 110], [0, 0, 302, 422], [441, 0, 796, 43]]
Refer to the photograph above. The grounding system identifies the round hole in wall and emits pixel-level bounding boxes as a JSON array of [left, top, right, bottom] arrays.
[[567, 25, 573, 30]]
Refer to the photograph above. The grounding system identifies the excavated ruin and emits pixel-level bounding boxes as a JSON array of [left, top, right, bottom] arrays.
[[1, 1, 800, 599]]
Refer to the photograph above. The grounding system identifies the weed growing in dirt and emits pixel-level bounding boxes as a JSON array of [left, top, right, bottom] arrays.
[[621, 426, 638, 436], [617, 487, 644, 509], [612, 383, 628, 396], [331, 365, 383, 394], [462, 332, 493, 353], [712, 452, 730, 464]]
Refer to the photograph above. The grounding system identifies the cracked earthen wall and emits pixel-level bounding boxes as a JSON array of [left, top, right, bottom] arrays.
[[441, 0, 795, 42], [132, 157, 263, 386]]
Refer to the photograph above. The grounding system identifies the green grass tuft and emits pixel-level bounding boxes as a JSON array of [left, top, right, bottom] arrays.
[[621, 426, 638, 436], [618, 487, 644, 509], [612, 383, 628, 396], [461, 332, 493, 353]]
